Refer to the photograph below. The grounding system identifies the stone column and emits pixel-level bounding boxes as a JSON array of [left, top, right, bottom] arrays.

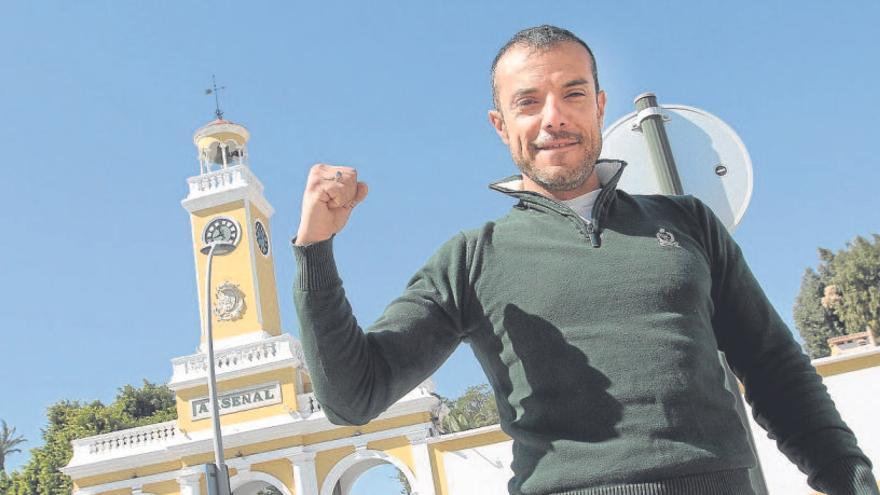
[[178, 471, 202, 495], [288, 450, 319, 495], [406, 431, 437, 495]]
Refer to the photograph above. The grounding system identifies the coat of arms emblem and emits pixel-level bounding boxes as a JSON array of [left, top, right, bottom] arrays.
[[656, 228, 680, 248], [213, 281, 246, 321]]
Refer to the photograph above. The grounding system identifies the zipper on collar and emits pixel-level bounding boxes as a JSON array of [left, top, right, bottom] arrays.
[[490, 160, 626, 249], [585, 220, 601, 248]]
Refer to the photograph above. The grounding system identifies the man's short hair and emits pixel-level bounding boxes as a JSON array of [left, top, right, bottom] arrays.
[[491, 25, 600, 109]]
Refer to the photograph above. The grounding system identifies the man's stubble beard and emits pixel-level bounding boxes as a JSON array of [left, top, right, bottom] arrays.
[[515, 133, 603, 193]]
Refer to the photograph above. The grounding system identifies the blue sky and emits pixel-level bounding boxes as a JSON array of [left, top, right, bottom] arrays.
[[2, 1, 878, 492]]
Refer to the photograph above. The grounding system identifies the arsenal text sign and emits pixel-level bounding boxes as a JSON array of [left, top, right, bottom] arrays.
[[190, 382, 282, 420]]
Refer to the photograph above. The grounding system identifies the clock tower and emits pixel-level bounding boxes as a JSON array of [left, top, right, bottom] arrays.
[[182, 118, 282, 350]]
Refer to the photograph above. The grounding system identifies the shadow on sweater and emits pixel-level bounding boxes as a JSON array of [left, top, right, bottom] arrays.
[[501, 304, 624, 487]]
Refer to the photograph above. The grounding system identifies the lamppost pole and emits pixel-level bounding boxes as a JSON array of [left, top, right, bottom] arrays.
[[202, 241, 233, 495]]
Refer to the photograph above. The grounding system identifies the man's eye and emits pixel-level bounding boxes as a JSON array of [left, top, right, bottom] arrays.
[[516, 98, 537, 107], [566, 91, 586, 98]]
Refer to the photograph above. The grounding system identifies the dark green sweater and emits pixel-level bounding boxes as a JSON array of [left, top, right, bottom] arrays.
[[292, 160, 877, 494]]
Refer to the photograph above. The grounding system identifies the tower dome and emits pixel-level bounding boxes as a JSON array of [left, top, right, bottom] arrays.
[[193, 119, 250, 174]]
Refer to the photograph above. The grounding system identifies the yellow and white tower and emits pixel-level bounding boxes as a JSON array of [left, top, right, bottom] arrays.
[[170, 117, 306, 435], [184, 118, 281, 347]]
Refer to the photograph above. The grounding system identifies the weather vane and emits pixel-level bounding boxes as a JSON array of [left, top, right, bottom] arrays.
[[204, 75, 226, 120]]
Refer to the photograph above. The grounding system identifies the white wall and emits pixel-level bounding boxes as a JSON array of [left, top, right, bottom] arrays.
[[442, 441, 513, 495], [748, 365, 880, 494]]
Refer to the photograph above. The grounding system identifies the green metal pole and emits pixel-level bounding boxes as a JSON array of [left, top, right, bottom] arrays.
[[633, 93, 684, 195]]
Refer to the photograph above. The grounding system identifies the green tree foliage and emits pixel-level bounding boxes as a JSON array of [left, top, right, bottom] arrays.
[[438, 384, 499, 434], [0, 471, 10, 493], [2, 380, 176, 495], [794, 268, 846, 358], [794, 234, 880, 358], [117, 381, 177, 424], [827, 234, 880, 336], [0, 421, 26, 473]]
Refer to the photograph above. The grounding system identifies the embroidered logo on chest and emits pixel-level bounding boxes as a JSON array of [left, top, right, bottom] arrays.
[[656, 228, 680, 247]]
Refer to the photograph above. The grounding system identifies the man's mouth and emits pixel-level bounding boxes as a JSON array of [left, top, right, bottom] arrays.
[[534, 140, 579, 151]]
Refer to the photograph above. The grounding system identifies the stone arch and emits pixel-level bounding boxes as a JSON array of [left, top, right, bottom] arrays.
[[320, 449, 418, 495], [230, 469, 293, 495]]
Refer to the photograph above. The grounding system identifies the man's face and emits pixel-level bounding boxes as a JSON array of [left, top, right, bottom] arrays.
[[489, 42, 607, 200]]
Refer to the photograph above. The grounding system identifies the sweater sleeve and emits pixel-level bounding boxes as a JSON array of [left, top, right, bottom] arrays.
[[291, 234, 472, 426], [687, 196, 878, 495]]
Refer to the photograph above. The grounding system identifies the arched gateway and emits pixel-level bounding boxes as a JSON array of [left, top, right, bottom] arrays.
[[320, 449, 417, 495]]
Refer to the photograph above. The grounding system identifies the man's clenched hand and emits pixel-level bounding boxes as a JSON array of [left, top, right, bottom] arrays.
[[294, 164, 369, 246]]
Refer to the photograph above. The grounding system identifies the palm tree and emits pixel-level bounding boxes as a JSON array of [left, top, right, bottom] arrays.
[[0, 420, 26, 472]]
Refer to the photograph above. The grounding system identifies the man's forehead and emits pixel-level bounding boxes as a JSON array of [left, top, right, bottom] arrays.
[[494, 42, 594, 93]]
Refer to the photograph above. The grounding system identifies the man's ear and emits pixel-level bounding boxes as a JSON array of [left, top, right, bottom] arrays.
[[488, 109, 509, 145], [597, 90, 607, 129]]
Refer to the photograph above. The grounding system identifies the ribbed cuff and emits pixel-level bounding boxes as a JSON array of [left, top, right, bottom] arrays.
[[811, 457, 879, 495], [291, 236, 341, 291]]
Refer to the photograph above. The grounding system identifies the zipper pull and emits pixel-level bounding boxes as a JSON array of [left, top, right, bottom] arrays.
[[585, 220, 601, 248]]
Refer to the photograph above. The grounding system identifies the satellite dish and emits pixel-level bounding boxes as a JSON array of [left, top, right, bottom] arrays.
[[600, 101, 753, 232]]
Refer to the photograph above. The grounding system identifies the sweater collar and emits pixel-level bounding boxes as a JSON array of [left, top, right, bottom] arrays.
[[489, 159, 627, 223]]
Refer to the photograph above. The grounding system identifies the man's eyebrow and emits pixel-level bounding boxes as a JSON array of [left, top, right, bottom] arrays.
[[564, 79, 590, 88]]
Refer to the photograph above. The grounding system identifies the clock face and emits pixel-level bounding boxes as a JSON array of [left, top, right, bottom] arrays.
[[203, 217, 241, 247], [255, 220, 269, 256]]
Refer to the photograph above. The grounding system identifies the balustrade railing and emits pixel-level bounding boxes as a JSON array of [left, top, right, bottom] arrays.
[[170, 335, 301, 388], [186, 164, 260, 197], [73, 421, 179, 457]]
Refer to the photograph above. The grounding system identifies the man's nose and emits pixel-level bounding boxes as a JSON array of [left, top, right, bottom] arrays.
[[541, 96, 566, 129]]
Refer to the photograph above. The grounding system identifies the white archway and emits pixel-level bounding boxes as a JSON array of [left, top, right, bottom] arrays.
[[230, 470, 293, 495], [320, 449, 419, 495]]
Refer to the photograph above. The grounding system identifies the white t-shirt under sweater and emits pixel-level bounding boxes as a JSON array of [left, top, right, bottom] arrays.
[[560, 187, 602, 221]]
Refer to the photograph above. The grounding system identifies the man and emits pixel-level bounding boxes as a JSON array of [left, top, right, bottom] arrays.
[[292, 25, 877, 495]]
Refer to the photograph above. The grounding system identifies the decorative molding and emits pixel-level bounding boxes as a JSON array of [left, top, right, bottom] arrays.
[[62, 390, 437, 479], [69, 465, 202, 494], [406, 430, 430, 445], [426, 423, 504, 445], [812, 346, 880, 378], [226, 456, 251, 473], [198, 329, 273, 353], [181, 165, 274, 218], [169, 334, 302, 391]]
